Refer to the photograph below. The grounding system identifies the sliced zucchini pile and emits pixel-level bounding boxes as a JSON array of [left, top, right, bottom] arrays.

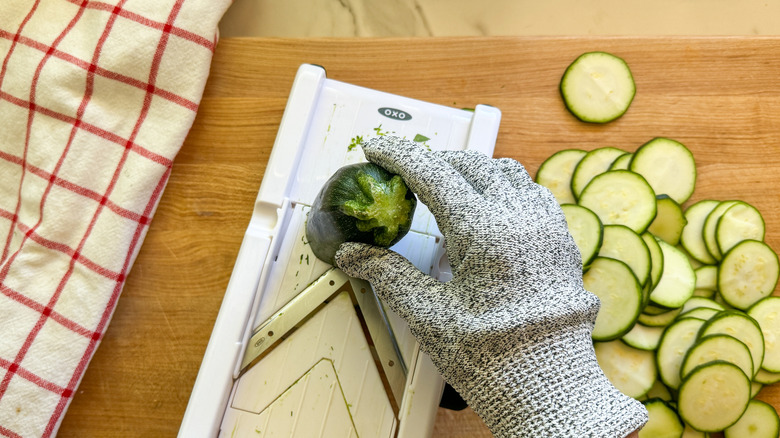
[[535, 138, 780, 435]]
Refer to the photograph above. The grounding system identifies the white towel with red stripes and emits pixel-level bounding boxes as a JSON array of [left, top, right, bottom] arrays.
[[0, 1, 230, 436]]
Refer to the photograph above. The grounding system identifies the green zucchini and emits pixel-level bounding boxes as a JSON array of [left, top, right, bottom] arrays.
[[306, 162, 417, 265], [559, 51, 636, 123]]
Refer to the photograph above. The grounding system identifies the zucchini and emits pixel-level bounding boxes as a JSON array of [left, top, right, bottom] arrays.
[[755, 368, 780, 385], [598, 224, 651, 286], [648, 195, 688, 246], [724, 399, 780, 438], [583, 257, 643, 341], [578, 170, 657, 234], [680, 334, 754, 381], [642, 232, 665, 290], [680, 297, 725, 315], [678, 361, 751, 433], [622, 322, 665, 351], [560, 204, 603, 268], [699, 310, 765, 377], [649, 240, 696, 308], [570, 147, 628, 199], [639, 398, 684, 438], [609, 152, 633, 170], [536, 149, 586, 204], [679, 307, 719, 321], [306, 162, 417, 264], [681, 200, 721, 265], [716, 201, 766, 256], [702, 200, 740, 262], [559, 51, 636, 123], [748, 297, 780, 372], [644, 379, 674, 402], [629, 137, 697, 204], [718, 240, 780, 310], [638, 307, 683, 327], [694, 265, 718, 291], [657, 317, 707, 390], [594, 339, 657, 398]]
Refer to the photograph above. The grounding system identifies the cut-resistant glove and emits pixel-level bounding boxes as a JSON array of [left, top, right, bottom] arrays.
[[335, 136, 648, 437]]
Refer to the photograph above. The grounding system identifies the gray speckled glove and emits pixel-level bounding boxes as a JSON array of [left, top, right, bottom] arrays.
[[335, 136, 648, 437]]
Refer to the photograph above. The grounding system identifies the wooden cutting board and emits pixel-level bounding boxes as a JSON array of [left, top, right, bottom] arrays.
[[58, 37, 780, 437]]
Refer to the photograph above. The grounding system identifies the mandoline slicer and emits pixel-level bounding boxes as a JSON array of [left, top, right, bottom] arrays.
[[179, 64, 501, 437]]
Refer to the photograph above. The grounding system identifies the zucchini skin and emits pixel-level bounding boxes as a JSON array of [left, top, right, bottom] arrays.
[[306, 162, 417, 265]]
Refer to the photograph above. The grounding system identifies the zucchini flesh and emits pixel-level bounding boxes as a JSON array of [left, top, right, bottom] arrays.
[[306, 162, 416, 264], [629, 137, 697, 204], [681, 199, 721, 265], [718, 239, 780, 310], [639, 398, 684, 438], [578, 170, 657, 234], [559, 51, 636, 123], [699, 310, 765, 377], [535, 148, 586, 204], [642, 232, 664, 290], [724, 399, 780, 438], [570, 147, 627, 199], [680, 334, 754, 381], [594, 339, 656, 399], [678, 361, 751, 432], [598, 224, 651, 287], [638, 307, 682, 327], [694, 265, 719, 291], [622, 322, 665, 351], [703, 200, 739, 262], [583, 257, 642, 341], [649, 240, 696, 308], [748, 297, 780, 372], [716, 201, 766, 256], [609, 152, 633, 170], [648, 194, 688, 246], [657, 317, 707, 389], [560, 203, 603, 268]]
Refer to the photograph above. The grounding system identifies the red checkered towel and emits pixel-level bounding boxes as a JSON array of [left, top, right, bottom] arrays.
[[0, 1, 230, 436]]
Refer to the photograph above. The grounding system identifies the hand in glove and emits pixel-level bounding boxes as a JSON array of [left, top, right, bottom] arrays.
[[335, 137, 648, 437]]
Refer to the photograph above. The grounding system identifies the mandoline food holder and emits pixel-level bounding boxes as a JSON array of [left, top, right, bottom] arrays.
[[179, 64, 501, 437]]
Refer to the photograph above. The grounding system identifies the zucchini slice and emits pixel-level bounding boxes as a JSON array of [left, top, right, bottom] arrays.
[[578, 170, 657, 234], [699, 310, 765, 376], [648, 195, 688, 246], [678, 361, 751, 433], [716, 201, 766, 256], [594, 339, 657, 398], [657, 317, 707, 389], [679, 307, 719, 321], [570, 147, 628, 199], [694, 265, 719, 291], [644, 379, 673, 402], [622, 322, 665, 351], [639, 399, 684, 438], [536, 149, 586, 205], [629, 137, 697, 205], [642, 232, 664, 290], [724, 399, 780, 438], [680, 297, 725, 315], [718, 240, 780, 310], [609, 152, 633, 170], [559, 51, 636, 124], [755, 368, 780, 385], [583, 257, 643, 341], [680, 334, 754, 381], [649, 240, 696, 308], [560, 204, 603, 268], [638, 307, 682, 327], [681, 199, 721, 265], [703, 200, 740, 262], [598, 224, 652, 286], [748, 297, 780, 372], [306, 163, 417, 265]]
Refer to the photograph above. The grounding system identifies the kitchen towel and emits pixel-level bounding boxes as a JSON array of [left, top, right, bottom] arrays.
[[0, 1, 230, 436]]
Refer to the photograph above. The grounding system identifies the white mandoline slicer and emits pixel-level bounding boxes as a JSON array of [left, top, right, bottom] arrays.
[[179, 64, 501, 437]]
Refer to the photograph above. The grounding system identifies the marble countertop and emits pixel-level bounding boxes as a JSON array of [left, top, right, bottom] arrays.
[[219, 0, 780, 37]]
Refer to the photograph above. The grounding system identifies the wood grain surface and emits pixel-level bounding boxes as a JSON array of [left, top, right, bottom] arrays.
[[58, 37, 780, 437]]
